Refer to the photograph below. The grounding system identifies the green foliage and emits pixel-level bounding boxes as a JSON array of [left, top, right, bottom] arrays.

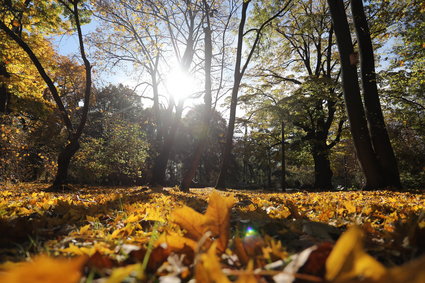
[[71, 120, 150, 184]]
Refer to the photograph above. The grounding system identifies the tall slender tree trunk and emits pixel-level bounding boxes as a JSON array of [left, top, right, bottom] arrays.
[[216, 0, 291, 189], [215, 76, 242, 189], [281, 120, 286, 190], [216, 1, 250, 190], [351, 0, 401, 189], [327, 0, 383, 189], [181, 2, 213, 191]]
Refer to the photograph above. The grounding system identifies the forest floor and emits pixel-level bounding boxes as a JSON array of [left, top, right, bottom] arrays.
[[0, 183, 424, 283]]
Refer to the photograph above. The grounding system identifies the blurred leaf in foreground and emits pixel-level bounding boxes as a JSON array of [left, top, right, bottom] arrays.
[[0, 255, 86, 283], [326, 226, 386, 282]]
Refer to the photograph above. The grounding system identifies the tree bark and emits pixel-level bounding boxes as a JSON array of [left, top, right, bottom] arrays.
[[181, 1, 213, 191], [327, 0, 384, 189], [351, 0, 401, 189], [311, 141, 333, 190], [151, 101, 184, 186], [0, 62, 11, 113], [216, 0, 291, 189], [215, 1, 249, 189], [281, 120, 286, 190], [51, 139, 80, 189]]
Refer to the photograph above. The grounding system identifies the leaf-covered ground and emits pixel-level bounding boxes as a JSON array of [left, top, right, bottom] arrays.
[[0, 183, 424, 282]]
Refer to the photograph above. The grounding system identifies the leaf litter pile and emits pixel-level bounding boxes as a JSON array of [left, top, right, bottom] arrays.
[[0, 184, 424, 283]]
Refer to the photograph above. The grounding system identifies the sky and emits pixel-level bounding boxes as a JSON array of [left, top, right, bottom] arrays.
[[53, 19, 139, 89]]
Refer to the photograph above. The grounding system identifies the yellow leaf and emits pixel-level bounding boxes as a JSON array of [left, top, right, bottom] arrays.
[[78, 224, 91, 235], [172, 206, 206, 240], [61, 243, 96, 256], [325, 226, 387, 282], [172, 191, 235, 252], [195, 241, 230, 283], [204, 191, 236, 252], [105, 263, 142, 283], [124, 214, 141, 224], [156, 233, 197, 251], [86, 215, 98, 222], [344, 201, 357, 214], [0, 255, 86, 283]]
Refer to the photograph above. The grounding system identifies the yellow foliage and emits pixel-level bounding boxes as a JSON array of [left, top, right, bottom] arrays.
[[0, 255, 86, 283]]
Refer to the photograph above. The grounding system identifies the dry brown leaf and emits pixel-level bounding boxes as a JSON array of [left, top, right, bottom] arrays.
[[0, 255, 86, 283], [325, 226, 387, 282], [234, 236, 250, 266]]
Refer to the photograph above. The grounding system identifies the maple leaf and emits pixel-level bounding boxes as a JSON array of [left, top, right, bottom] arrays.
[[325, 226, 387, 282], [195, 241, 231, 283], [172, 191, 236, 252], [0, 255, 86, 283]]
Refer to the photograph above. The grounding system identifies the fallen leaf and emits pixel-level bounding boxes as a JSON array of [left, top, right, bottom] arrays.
[[325, 226, 387, 282], [0, 255, 86, 283], [105, 263, 142, 283], [172, 206, 206, 240], [203, 191, 236, 252], [195, 241, 230, 283], [172, 191, 235, 252]]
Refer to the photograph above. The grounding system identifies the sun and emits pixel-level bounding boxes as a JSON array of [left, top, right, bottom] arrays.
[[165, 67, 198, 102]]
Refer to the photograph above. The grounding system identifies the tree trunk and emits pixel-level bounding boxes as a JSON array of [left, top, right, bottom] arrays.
[[216, 1, 250, 190], [0, 62, 11, 113], [181, 1, 213, 191], [351, 0, 401, 189], [281, 121, 286, 190], [311, 142, 333, 190], [215, 76, 241, 189], [151, 102, 184, 186], [327, 0, 384, 189], [51, 139, 80, 190]]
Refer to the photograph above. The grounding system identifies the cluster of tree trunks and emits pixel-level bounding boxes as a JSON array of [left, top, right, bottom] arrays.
[[327, 0, 401, 189]]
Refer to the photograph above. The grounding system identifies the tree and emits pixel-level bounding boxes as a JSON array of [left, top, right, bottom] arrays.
[[172, 105, 227, 186], [92, 0, 205, 186], [245, 0, 346, 190], [375, 0, 425, 187], [327, 0, 401, 189], [0, 0, 92, 190], [216, 0, 292, 189], [181, 0, 214, 191]]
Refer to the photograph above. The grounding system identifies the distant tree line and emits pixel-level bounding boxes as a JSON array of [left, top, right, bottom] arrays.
[[1, 0, 423, 190]]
